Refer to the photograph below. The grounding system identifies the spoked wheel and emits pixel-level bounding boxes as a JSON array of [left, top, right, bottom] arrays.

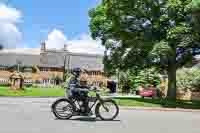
[[51, 98, 74, 119], [95, 99, 119, 121]]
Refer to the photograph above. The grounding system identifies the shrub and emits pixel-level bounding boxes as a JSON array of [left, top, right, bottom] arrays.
[[131, 68, 161, 89], [176, 68, 200, 91], [119, 68, 161, 92]]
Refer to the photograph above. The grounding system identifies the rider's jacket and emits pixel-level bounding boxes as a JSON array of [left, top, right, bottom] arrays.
[[69, 76, 80, 89], [67, 75, 89, 97]]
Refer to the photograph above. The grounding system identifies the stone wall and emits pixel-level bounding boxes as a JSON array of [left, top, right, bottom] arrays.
[[177, 90, 200, 101], [177, 90, 191, 100], [191, 92, 200, 101]]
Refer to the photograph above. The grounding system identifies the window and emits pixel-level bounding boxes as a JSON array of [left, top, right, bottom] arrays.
[[40, 67, 49, 72], [0, 67, 7, 71]]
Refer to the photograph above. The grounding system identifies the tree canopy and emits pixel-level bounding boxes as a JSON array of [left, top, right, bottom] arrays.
[[89, 0, 200, 99], [192, 0, 200, 33]]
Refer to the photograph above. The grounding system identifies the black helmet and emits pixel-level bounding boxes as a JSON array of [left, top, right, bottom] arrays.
[[72, 68, 82, 76]]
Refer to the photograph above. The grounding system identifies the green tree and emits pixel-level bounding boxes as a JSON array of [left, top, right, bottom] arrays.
[[89, 0, 197, 100]]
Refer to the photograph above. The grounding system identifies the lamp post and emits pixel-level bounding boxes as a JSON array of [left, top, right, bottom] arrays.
[[63, 54, 67, 82], [116, 68, 120, 92], [67, 54, 71, 72]]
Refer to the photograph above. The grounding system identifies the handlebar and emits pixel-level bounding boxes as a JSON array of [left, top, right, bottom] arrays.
[[88, 86, 100, 92], [64, 83, 100, 93]]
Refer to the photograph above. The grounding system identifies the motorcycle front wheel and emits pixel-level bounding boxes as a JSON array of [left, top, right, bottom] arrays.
[[95, 99, 119, 121]]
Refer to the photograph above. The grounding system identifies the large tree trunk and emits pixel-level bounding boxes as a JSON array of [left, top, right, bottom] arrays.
[[167, 65, 176, 99], [167, 59, 176, 100], [193, 9, 200, 32]]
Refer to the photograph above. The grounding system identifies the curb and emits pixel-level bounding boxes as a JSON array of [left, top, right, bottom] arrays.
[[120, 106, 200, 113]]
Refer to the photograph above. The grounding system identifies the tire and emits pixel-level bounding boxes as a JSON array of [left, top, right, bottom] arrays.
[[51, 98, 74, 120], [95, 99, 119, 121]]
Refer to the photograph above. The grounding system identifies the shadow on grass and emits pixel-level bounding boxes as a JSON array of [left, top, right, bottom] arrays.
[[114, 97, 200, 110]]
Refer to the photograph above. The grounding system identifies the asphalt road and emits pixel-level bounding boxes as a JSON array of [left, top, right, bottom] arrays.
[[0, 97, 200, 133]]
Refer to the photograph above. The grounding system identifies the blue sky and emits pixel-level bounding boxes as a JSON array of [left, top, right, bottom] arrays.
[[0, 0, 104, 54]]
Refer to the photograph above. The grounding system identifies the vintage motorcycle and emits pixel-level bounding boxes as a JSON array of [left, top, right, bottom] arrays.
[[51, 86, 119, 120]]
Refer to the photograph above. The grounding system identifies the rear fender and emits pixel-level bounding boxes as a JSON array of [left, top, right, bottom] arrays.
[[51, 97, 75, 112]]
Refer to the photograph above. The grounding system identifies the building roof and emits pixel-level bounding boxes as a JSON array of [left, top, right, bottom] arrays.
[[0, 48, 41, 55], [0, 48, 104, 71], [0, 53, 40, 66]]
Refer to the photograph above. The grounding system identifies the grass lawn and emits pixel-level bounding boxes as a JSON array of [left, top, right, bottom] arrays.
[[114, 98, 161, 107], [114, 97, 200, 109], [0, 86, 65, 97], [0, 86, 106, 97]]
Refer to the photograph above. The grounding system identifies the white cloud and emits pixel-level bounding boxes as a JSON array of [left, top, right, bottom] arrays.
[[45, 29, 105, 55], [0, 4, 22, 49], [0, 4, 21, 23], [45, 29, 67, 49], [68, 33, 105, 55]]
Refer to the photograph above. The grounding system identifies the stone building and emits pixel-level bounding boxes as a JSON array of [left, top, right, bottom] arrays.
[[0, 42, 107, 87]]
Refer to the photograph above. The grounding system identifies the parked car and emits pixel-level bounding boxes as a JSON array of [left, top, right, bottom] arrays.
[[139, 85, 157, 98], [139, 89, 157, 98]]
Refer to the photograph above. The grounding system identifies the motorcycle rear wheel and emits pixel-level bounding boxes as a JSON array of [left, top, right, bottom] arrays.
[[51, 98, 74, 119]]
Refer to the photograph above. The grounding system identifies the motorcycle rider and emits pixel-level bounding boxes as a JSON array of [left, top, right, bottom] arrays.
[[67, 68, 90, 115]]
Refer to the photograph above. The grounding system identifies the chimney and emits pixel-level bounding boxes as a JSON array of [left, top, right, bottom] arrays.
[[64, 44, 67, 51], [41, 41, 46, 52], [0, 44, 3, 50]]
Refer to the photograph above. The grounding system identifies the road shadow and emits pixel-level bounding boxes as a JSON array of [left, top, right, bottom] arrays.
[[55, 117, 121, 122]]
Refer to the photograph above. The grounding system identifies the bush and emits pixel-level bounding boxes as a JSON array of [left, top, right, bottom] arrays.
[[119, 67, 161, 93], [176, 68, 200, 91], [128, 68, 161, 90]]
